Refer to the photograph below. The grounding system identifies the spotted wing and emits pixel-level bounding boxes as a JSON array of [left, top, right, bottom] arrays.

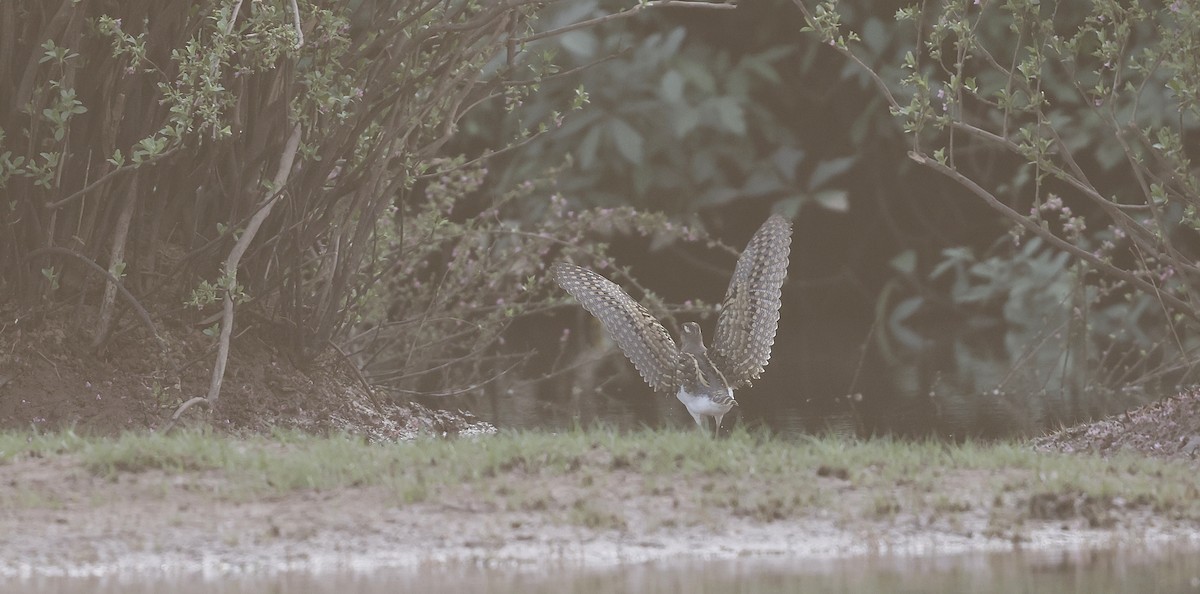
[[551, 262, 681, 393], [709, 214, 793, 388]]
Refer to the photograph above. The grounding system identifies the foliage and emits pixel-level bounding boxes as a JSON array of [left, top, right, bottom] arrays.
[[2, 1, 733, 403], [455, 0, 856, 225], [797, 0, 1200, 408], [345, 157, 711, 396], [1, 1, 544, 353]]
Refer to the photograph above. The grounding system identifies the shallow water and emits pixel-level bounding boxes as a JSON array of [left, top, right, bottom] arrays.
[[16, 547, 1200, 594]]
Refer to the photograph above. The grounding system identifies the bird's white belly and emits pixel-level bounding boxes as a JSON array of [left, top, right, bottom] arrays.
[[676, 388, 734, 416]]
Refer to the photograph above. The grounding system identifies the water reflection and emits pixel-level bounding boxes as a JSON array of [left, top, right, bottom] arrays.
[[17, 547, 1200, 594]]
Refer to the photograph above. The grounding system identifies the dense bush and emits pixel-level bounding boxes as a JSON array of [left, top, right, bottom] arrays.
[[1, 0, 760, 410], [799, 0, 1200, 415], [452, 0, 864, 225], [0, 1, 707, 404]]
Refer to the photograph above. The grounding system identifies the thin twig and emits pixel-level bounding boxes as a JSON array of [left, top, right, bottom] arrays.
[[845, 315, 878, 398], [514, 1, 737, 45], [502, 52, 626, 88], [910, 151, 1199, 323], [327, 338, 385, 413], [383, 357, 527, 397], [43, 146, 181, 210], [24, 246, 164, 346]]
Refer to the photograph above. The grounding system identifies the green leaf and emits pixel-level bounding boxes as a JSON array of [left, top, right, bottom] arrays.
[[753, 45, 796, 63], [608, 119, 644, 164], [890, 250, 917, 275], [678, 60, 716, 94], [660, 70, 685, 103], [930, 247, 973, 279], [711, 97, 745, 135], [773, 195, 806, 220], [575, 126, 601, 170], [696, 186, 740, 208], [888, 296, 926, 348], [771, 146, 806, 180], [741, 49, 789, 84], [670, 107, 701, 137], [809, 156, 856, 189], [862, 17, 887, 53], [558, 31, 597, 58], [742, 168, 783, 197], [814, 189, 849, 212]]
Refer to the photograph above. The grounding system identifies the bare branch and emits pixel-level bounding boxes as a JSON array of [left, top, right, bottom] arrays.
[[43, 146, 181, 210], [289, 0, 303, 48], [24, 246, 163, 345], [789, 0, 901, 111], [909, 151, 1199, 323], [205, 122, 303, 405], [515, 0, 736, 45]]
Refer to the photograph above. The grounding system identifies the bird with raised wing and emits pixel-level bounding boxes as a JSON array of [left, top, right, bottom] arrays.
[[551, 215, 792, 435]]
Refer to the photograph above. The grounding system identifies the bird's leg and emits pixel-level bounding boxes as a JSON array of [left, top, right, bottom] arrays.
[[689, 412, 706, 432], [713, 413, 725, 438]]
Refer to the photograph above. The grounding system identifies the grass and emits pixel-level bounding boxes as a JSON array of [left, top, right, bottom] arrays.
[[1, 427, 1198, 530]]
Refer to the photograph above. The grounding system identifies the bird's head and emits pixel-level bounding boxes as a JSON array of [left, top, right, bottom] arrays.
[[680, 322, 706, 353]]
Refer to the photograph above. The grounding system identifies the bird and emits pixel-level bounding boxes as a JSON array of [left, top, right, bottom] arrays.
[[551, 214, 792, 435]]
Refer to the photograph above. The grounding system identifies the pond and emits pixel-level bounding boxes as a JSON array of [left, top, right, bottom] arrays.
[[15, 546, 1200, 594]]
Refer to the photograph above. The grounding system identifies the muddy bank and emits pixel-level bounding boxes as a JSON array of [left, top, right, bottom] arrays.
[[2, 443, 1199, 579]]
